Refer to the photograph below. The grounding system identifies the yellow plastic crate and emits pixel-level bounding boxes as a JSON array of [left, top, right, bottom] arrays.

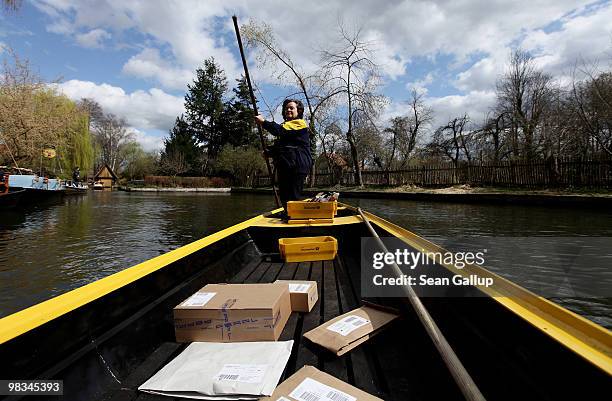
[[279, 236, 338, 262], [287, 218, 334, 225], [286, 201, 337, 219]]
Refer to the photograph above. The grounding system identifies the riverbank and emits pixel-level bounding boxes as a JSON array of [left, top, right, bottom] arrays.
[[232, 185, 612, 208], [119, 186, 231, 192]]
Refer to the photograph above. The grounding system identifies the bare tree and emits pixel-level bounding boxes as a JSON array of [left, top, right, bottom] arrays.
[[481, 112, 512, 163], [427, 115, 471, 167], [77, 98, 105, 131], [160, 150, 190, 178], [568, 64, 612, 156], [496, 49, 553, 160], [383, 89, 433, 169], [320, 21, 385, 186], [94, 114, 132, 172], [242, 20, 345, 185]]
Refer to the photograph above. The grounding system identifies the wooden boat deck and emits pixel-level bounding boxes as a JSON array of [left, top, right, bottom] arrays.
[[100, 253, 454, 401]]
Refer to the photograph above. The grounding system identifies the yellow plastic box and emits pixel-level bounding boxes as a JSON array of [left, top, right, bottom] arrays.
[[287, 201, 338, 219], [287, 218, 334, 225], [279, 236, 338, 262]]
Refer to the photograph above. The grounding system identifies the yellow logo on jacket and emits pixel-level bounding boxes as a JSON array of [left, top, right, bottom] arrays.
[[281, 119, 307, 130]]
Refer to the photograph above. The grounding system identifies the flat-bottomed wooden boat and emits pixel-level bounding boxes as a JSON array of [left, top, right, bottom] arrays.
[[1, 204, 610, 400]]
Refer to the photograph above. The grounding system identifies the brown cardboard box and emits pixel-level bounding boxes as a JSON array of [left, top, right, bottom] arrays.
[[303, 304, 400, 356], [275, 280, 318, 313], [261, 365, 382, 401], [173, 283, 291, 342]]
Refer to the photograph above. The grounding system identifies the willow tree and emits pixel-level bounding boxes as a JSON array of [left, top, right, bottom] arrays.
[[0, 49, 94, 174], [60, 107, 95, 173]]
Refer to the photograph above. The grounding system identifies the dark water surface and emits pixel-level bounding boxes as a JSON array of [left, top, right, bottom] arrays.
[[1, 192, 610, 329]]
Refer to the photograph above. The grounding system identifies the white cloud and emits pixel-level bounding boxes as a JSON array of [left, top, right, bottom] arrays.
[[406, 72, 435, 95], [521, 3, 612, 75], [128, 128, 164, 153], [454, 2, 612, 94], [54, 79, 184, 132], [454, 55, 502, 92], [75, 28, 110, 48], [379, 89, 495, 136], [426, 90, 497, 129], [363, 29, 408, 80], [122, 48, 193, 91], [27, 0, 612, 133], [32, 0, 604, 89], [378, 99, 411, 127]]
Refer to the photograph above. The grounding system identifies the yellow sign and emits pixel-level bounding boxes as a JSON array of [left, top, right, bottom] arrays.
[[42, 148, 56, 158]]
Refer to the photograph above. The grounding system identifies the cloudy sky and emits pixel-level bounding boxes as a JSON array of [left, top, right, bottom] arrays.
[[1, 0, 611, 151]]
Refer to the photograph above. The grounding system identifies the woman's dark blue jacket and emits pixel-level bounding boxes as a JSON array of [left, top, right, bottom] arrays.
[[262, 119, 312, 175]]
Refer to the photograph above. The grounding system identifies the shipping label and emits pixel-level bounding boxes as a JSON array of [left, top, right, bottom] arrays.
[[326, 315, 370, 336], [213, 364, 268, 384], [289, 283, 311, 293], [289, 377, 356, 401], [182, 292, 216, 307]]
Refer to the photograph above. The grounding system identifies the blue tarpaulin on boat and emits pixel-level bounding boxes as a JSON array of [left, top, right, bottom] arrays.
[[8, 175, 63, 191]]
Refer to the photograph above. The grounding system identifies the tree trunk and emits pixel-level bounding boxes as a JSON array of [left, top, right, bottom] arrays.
[[347, 130, 362, 186]]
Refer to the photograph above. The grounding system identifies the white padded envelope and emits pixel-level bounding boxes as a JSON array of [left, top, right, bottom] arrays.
[[139, 341, 294, 400]]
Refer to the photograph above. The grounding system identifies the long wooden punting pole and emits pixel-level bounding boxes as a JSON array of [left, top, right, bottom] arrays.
[[232, 15, 281, 208], [357, 208, 487, 401]]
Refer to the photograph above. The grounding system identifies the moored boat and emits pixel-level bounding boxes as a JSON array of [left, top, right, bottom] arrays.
[[0, 189, 26, 209], [0, 173, 26, 209], [63, 181, 89, 195], [6, 174, 66, 206], [0, 203, 610, 401]]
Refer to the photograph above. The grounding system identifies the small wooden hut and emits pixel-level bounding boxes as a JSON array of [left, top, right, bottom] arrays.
[[94, 163, 118, 190]]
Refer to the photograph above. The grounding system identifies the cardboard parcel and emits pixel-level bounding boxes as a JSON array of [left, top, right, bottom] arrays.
[[174, 283, 291, 342], [304, 304, 400, 356], [261, 365, 383, 401], [275, 280, 318, 313], [138, 341, 294, 400]]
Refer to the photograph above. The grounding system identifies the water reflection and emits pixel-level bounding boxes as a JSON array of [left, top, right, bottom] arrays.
[[351, 198, 612, 328], [0, 192, 274, 317], [1, 193, 610, 329]]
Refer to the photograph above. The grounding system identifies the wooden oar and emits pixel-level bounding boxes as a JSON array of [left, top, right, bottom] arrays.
[[357, 207, 486, 401], [232, 15, 281, 208]]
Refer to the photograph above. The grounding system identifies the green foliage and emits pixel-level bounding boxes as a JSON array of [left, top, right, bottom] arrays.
[[222, 77, 259, 147], [57, 111, 94, 175], [0, 72, 95, 176], [119, 141, 158, 181], [164, 59, 261, 181], [215, 145, 265, 186], [160, 115, 201, 175], [184, 57, 228, 160]]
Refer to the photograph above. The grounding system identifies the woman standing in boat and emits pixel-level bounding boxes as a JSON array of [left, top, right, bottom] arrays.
[[255, 99, 312, 217]]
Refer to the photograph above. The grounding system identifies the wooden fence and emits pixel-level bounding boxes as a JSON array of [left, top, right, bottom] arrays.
[[253, 158, 612, 189]]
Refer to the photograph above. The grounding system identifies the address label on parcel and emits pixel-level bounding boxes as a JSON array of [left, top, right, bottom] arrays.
[[181, 292, 216, 307], [289, 377, 356, 401], [326, 315, 370, 336]]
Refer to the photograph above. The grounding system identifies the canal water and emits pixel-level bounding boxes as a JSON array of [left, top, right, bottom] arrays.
[[1, 191, 611, 329]]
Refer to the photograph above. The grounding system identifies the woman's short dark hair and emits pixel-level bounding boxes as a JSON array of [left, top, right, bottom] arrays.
[[282, 98, 304, 120]]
